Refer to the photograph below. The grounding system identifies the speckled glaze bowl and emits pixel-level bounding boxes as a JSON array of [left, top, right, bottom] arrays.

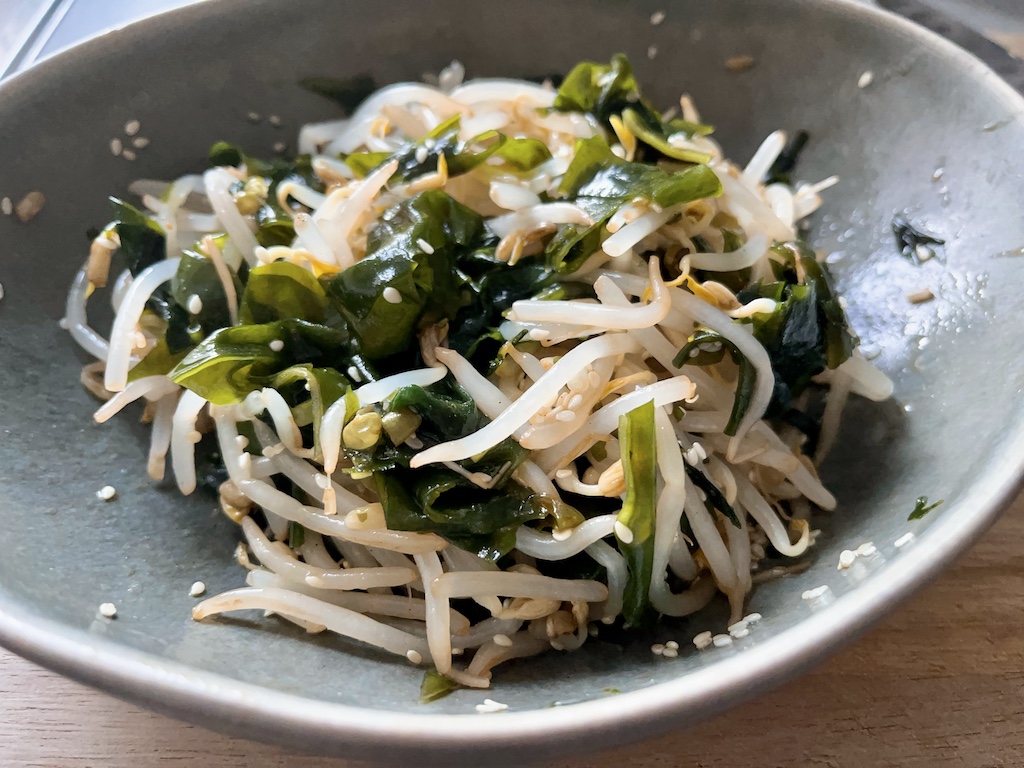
[[2, 0, 1024, 762]]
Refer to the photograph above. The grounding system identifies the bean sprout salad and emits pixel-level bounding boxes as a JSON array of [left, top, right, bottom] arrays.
[[67, 55, 892, 696]]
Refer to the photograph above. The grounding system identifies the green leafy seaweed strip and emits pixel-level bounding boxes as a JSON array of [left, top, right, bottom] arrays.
[[547, 135, 721, 273], [616, 400, 658, 628], [672, 328, 756, 437], [552, 54, 715, 163], [344, 115, 551, 182], [420, 668, 461, 703], [908, 496, 943, 521]]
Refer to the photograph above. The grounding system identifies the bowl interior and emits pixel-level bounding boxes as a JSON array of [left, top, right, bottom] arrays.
[[2, 0, 1024, 759]]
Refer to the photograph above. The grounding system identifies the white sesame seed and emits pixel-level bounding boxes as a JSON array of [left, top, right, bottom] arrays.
[[122, 149, 137, 162], [0, 283, 4, 301], [915, 244, 934, 263], [305, 575, 325, 587], [269, 114, 281, 126], [647, 45, 658, 60], [551, 528, 572, 541], [614, 521, 634, 544], [406, 649, 423, 664], [124, 119, 141, 136], [555, 410, 576, 423], [189, 581, 206, 597], [269, 339, 285, 352], [712, 634, 733, 648], [743, 612, 762, 624], [567, 370, 589, 392], [247, 111, 261, 123], [405, 436, 423, 449], [96, 485, 117, 501], [415, 145, 429, 164], [895, 532, 916, 549], [493, 633, 513, 647], [858, 71, 874, 89], [314, 473, 331, 490], [555, 468, 572, 479], [650, 10, 665, 24], [693, 442, 707, 461], [550, 640, 565, 650], [588, 625, 599, 637], [567, 394, 584, 410], [110, 138, 122, 156], [416, 237, 435, 254], [860, 343, 881, 360], [730, 626, 750, 639], [837, 549, 857, 570], [452, 647, 464, 655], [131, 137, 150, 150], [528, 328, 551, 341], [187, 294, 203, 315], [665, 640, 679, 650], [727, 620, 748, 634], [802, 585, 830, 601], [272, 141, 287, 153], [347, 366, 363, 383], [382, 287, 402, 304], [1, 197, 11, 215], [856, 542, 877, 557], [650, 643, 665, 655], [99, 603, 118, 619], [187, 430, 202, 444], [693, 631, 713, 650], [475, 699, 509, 714]]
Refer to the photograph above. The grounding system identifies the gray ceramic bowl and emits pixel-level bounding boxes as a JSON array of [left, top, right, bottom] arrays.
[[2, 0, 1024, 762]]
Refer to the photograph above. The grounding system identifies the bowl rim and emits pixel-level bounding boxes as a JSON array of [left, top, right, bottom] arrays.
[[3, 0, 1024, 758]]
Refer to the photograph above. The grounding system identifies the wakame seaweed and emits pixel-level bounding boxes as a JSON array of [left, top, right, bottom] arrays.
[[892, 213, 945, 263], [547, 134, 721, 272], [343, 115, 551, 182], [553, 54, 715, 164], [734, 242, 856, 415], [322, 190, 489, 359], [908, 496, 943, 521], [616, 401, 658, 627], [673, 329, 756, 437]]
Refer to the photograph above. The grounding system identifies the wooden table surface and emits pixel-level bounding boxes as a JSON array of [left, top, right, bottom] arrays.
[[3, 493, 1023, 768]]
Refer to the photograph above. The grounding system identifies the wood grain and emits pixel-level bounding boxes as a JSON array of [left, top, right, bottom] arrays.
[[3, 494, 1022, 768]]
